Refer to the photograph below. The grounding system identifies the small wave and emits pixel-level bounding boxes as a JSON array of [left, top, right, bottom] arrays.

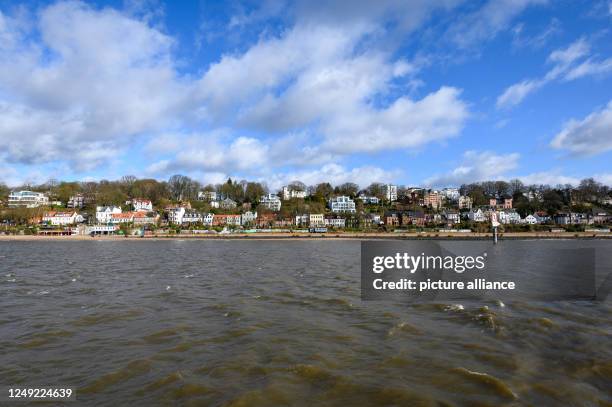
[[387, 322, 422, 337], [451, 367, 517, 400], [80, 359, 152, 394]]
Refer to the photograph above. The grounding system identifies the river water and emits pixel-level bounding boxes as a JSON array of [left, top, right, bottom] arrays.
[[1, 240, 611, 406]]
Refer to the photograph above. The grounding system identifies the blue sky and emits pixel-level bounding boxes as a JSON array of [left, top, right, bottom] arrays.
[[0, 0, 611, 188]]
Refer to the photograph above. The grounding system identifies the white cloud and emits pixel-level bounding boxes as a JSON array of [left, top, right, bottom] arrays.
[[551, 101, 612, 155], [145, 131, 270, 175], [0, 1, 187, 169], [496, 38, 610, 108], [447, 0, 547, 48], [496, 79, 543, 109], [564, 57, 612, 80], [196, 22, 469, 156], [425, 151, 520, 186]]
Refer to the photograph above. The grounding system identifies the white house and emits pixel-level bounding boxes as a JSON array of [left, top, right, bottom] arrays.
[[468, 208, 486, 222], [309, 214, 325, 226], [219, 198, 237, 209], [498, 210, 521, 224], [96, 206, 122, 224], [241, 211, 258, 226], [329, 196, 356, 213], [8, 191, 49, 208], [385, 184, 398, 201], [43, 211, 83, 226], [166, 207, 186, 224], [324, 216, 346, 228], [198, 191, 217, 201], [358, 195, 380, 205], [132, 199, 153, 212], [442, 188, 460, 202], [295, 214, 309, 226], [282, 186, 307, 200], [259, 194, 282, 211]]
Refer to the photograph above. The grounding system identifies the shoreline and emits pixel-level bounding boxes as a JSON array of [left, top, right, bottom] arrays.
[[0, 231, 610, 241]]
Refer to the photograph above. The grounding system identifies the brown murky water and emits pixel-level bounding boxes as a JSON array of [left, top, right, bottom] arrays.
[[1, 240, 611, 406]]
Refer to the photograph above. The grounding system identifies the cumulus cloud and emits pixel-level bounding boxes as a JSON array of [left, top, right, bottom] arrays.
[[0, 0, 477, 181], [496, 37, 612, 109], [0, 1, 187, 170], [551, 101, 612, 155], [425, 151, 520, 186], [196, 22, 469, 156]]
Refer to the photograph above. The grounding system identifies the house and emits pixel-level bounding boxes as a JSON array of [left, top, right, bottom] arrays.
[[325, 216, 346, 228], [423, 191, 442, 210], [385, 212, 401, 227], [259, 194, 282, 211], [524, 214, 538, 225], [282, 186, 307, 200], [110, 212, 135, 224], [219, 198, 237, 210], [329, 196, 356, 213], [42, 211, 83, 226], [96, 206, 122, 223], [468, 209, 486, 222], [198, 191, 217, 201], [132, 199, 153, 212], [386, 184, 398, 201], [589, 208, 609, 224], [441, 188, 460, 202], [202, 213, 214, 225], [554, 213, 571, 225], [458, 196, 473, 210], [182, 210, 203, 224], [257, 213, 276, 228], [165, 206, 186, 224], [358, 195, 380, 205], [503, 198, 513, 209], [505, 210, 521, 224], [309, 214, 324, 226], [443, 210, 461, 224], [534, 211, 550, 224], [67, 194, 88, 209], [211, 198, 237, 209], [241, 211, 258, 226], [570, 212, 589, 225], [213, 214, 241, 226], [132, 211, 159, 225], [489, 198, 498, 208], [8, 191, 49, 208], [295, 214, 309, 226]]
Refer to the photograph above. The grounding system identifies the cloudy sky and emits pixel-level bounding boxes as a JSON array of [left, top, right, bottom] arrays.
[[0, 0, 611, 188]]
